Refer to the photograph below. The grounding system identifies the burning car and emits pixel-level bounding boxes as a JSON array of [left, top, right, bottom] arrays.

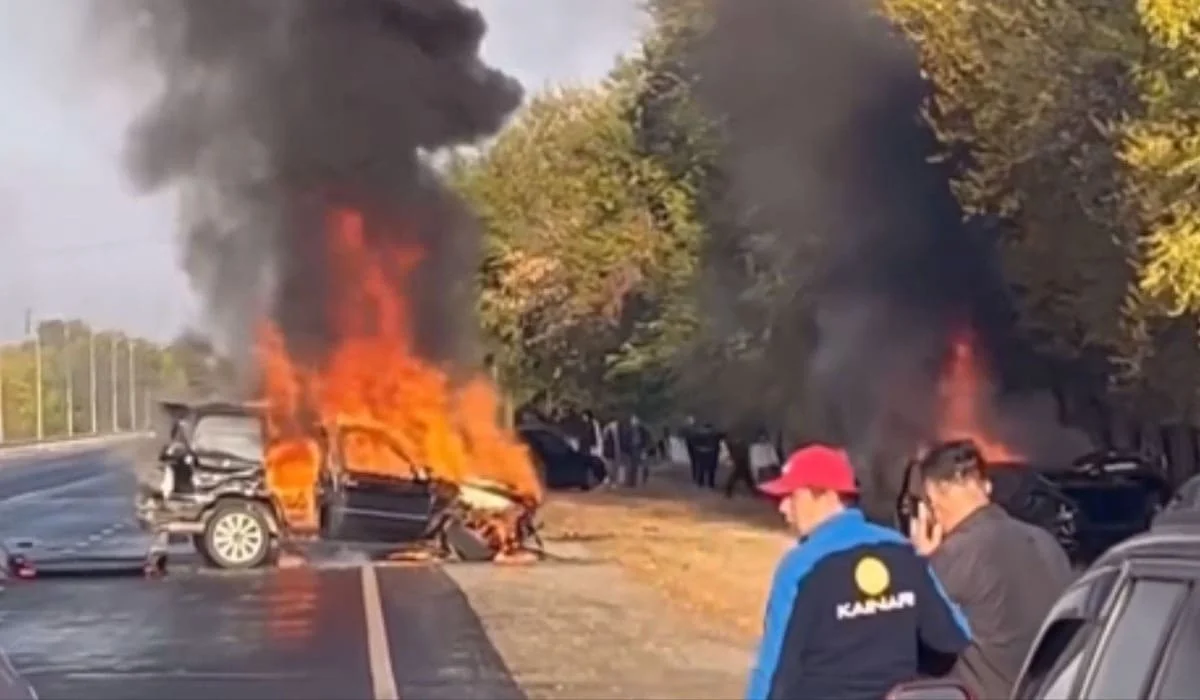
[[136, 399, 540, 570]]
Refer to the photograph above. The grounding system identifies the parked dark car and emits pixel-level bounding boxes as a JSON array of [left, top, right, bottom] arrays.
[[136, 400, 536, 569], [517, 422, 605, 490], [897, 450, 1172, 567], [887, 500, 1200, 700]]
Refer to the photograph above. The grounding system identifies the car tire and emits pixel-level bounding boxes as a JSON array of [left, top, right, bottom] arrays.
[[580, 465, 597, 491], [199, 501, 273, 570]]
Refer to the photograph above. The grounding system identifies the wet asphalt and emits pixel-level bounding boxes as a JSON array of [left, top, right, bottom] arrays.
[[0, 447, 524, 700]]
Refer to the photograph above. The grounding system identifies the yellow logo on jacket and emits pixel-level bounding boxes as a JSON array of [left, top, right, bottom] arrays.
[[854, 556, 890, 596], [837, 556, 914, 621]]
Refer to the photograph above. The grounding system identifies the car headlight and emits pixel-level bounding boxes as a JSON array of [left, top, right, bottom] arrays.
[[160, 468, 175, 498]]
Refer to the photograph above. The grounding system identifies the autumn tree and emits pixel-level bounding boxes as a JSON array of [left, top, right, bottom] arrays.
[[879, 0, 1143, 360], [879, 0, 1200, 420], [453, 78, 701, 418]]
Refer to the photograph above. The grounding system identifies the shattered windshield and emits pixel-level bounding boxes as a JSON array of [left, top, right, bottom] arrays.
[[191, 414, 264, 463]]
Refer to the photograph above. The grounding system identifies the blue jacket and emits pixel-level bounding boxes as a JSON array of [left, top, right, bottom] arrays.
[[747, 509, 971, 700]]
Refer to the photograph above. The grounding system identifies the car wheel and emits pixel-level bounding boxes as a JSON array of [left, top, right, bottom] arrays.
[[580, 465, 598, 491], [200, 501, 273, 570]]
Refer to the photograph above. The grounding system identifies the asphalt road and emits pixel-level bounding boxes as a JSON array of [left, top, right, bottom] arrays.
[[0, 446, 751, 700], [0, 447, 525, 700]]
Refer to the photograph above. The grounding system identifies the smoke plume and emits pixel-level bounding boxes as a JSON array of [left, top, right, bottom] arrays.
[[681, 0, 1090, 516], [92, 0, 522, 378]]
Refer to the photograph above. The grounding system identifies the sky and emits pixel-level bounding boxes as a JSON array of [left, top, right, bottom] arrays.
[[0, 0, 647, 343]]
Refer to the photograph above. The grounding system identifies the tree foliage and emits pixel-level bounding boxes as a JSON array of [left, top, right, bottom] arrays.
[[1121, 0, 1200, 315], [879, 0, 1142, 359], [0, 320, 233, 442], [451, 0, 1200, 429], [878, 0, 1200, 420], [453, 78, 701, 418]]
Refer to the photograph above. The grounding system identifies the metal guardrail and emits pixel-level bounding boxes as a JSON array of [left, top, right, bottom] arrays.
[[0, 431, 153, 455]]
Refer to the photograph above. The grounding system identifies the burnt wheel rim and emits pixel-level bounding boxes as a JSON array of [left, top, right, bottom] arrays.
[[211, 512, 265, 565]]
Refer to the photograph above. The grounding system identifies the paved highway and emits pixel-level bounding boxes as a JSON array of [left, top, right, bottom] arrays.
[[0, 444, 750, 700]]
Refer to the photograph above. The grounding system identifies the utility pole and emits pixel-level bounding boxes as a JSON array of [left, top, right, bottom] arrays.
[[65, 325, 74, 437], [89, 330, 97, 434], [0, 349, 5, 444], [110, 334, 119, 432], [30, 310, 43, 442], [128, 339, 137, 432]]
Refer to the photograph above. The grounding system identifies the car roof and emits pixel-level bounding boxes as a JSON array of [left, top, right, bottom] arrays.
[[1092, 509, 1200, 569], [160, 399, 266, 419]]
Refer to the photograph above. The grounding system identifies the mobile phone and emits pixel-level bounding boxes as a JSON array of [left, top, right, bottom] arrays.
[[916, 500, 938, 541]]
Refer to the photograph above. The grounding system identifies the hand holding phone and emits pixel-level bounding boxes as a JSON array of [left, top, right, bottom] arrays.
[[909, 500, 943, 556]]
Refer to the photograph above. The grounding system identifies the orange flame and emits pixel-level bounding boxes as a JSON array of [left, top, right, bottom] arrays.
[[934, 329, 1022, 463], [257, 208, 541, 531]]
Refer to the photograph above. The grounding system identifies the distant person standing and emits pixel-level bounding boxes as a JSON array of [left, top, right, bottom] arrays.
[[724, 427, 757, 498], [606, 414, 652, 487], [688, 421, 723, 489], [683, 416, 702, 485], [576, 409, 603, 459]]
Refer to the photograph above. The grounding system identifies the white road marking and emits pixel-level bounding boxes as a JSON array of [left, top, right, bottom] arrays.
[[0, 472, 112, 509], [360, 565, 400, 700]]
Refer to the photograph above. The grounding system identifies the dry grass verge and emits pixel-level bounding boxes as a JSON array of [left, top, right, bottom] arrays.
[[538, 466, 791, 643]]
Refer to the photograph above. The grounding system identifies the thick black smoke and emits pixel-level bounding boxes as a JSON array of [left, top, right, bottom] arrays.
[[681, 0, 1090, 517], [92, 0, 522, 377]]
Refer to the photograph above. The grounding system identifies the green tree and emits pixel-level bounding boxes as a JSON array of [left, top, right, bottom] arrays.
[[454, 78, 701, 418], [0, 319, 213, 442], [879, 0, 1144, 360]]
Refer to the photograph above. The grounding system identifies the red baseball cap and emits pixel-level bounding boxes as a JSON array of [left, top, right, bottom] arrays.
[[760, 444, 859, 497]]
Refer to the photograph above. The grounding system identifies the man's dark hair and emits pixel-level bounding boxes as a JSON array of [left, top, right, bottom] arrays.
[[917, 439, 987, 484]]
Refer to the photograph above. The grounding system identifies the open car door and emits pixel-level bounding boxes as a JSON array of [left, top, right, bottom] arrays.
[[318, 424, 447, 543]]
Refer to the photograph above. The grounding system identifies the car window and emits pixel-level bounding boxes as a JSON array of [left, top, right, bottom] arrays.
[[1084, 578, 1188, 699], [340, 427, 418, 478], [191, 414, 264, 463], [1041, 646, 1085, 700], [1154, 588, 1200, 700], [1018, 619, 1090, 700], [1016, 568, 1117, 700]]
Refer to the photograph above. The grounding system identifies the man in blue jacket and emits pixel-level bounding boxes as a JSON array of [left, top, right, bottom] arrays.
[[747, 444, 971, 700]]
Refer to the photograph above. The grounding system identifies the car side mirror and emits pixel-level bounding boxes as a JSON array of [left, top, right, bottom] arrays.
[[886, 680, 972, 700]]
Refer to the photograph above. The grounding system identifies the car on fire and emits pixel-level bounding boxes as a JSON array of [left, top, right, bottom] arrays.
[[136, 400, 539, 570]]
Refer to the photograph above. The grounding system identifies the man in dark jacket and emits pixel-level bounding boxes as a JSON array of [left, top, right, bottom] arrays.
[[748, 445, 971, 700], [724, 426, 757, 498], [606, 414, 652, 487], [687, 421, 723, 489], [907, 440, 1073, 700]]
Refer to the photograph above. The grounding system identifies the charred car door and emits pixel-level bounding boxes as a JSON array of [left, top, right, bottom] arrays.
[[318, 425, 447, 543]]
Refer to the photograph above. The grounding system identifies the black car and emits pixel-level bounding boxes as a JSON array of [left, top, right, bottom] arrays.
[[517, 422, 605, 490], [136, 400, 537, 569], [887, 502, 1200, 700]]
